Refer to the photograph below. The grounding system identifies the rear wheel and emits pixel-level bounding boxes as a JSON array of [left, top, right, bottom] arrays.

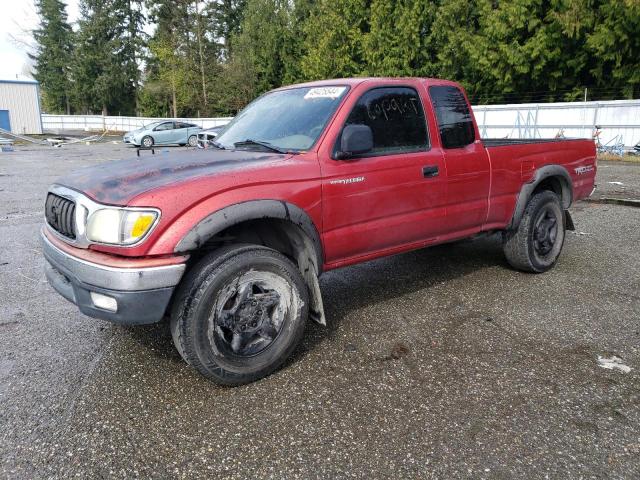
[[188, 135, 198, 147], [503, 190, 566, 273], [170, 245, 308, 386]]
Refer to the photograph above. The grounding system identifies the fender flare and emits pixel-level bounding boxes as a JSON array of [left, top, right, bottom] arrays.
[[508, 165, 573, 230], [174, 199, 323, 269], [175, 200, 326, 325]]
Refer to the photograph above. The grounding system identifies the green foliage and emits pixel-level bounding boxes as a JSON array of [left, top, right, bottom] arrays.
[[33, 0, 640, 115], [71, 0, 142, 115], [141, 0, 221, 117], [587, 0, 640, 98], [364, 0, 435, 77], [31, 0, 74, 113], [300, 0, 369, 80]]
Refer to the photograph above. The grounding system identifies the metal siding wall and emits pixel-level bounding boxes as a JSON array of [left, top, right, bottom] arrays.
[[473, 100, 640, 148], [41, 115, 233, 132], [0, 82, 43, 134]]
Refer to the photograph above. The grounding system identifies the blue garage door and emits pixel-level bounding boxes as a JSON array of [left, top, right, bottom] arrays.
[[0, 110, 10, 132]]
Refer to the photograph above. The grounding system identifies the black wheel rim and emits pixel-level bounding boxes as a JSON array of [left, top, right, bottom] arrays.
[[533, 206, 559, 256], [209, 271, 289, 358]]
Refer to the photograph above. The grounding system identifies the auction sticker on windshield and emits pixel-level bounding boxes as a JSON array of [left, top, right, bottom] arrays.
[[304, 87, 347, 100]]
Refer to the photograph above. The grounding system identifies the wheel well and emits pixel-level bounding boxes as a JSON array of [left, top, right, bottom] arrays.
[[189, 219, 313, 264], [533, 176, 563, 201], [532, 174, 572, 210], [508, 167, 573, 230], [187, 218, 326, 325]]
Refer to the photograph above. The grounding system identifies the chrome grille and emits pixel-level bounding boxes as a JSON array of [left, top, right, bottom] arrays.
[[45, 193, 76, 239]]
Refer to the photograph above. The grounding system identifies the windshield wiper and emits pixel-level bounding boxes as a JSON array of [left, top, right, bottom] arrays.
[[233, 138, 288, 154]]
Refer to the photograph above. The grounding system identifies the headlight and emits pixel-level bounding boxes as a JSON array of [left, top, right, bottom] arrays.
[[86, 208, 159, 245]]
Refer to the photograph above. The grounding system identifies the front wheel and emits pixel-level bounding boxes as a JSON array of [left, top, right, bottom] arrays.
[[170, 245, 309, 386], [141, 135, 154, 148], [503, 190, 566, 273], [187, 135, 198, 147]]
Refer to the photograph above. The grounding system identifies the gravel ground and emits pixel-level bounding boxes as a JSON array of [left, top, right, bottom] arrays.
[[592, 159, 640, 202], [1, 143, 639, 479]]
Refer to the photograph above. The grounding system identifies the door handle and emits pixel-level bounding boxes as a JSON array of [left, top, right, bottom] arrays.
[[422, 165, 439, 178]]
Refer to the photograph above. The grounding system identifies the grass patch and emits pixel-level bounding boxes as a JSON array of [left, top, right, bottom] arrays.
[[598, 153, 640, 164]]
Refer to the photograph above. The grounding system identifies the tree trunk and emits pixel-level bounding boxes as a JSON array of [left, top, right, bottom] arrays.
[[171, 76, 178, 118], [194, 1, 208, 107], [128, 0, 139, 115]]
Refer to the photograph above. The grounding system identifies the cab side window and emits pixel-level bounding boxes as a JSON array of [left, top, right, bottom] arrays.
[[341, 87, 429, 156], [429, 86, 475, 149]]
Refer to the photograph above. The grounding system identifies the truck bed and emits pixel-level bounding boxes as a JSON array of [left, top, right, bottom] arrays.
[[482, 138, 586, 147]]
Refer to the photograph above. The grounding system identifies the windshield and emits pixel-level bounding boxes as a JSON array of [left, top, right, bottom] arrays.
[[142, 121, 163, 130], [216, 86, 349, 152]]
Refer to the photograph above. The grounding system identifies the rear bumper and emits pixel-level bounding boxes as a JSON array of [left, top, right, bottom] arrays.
[[41, 229, 186, 325]]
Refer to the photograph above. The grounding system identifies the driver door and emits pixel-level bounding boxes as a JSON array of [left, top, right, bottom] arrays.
[[320, 86, 447, 265], [153, 121, 175, 144]]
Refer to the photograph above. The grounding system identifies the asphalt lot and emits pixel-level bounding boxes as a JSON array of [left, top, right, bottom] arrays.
[[1, 142, 639, 479]]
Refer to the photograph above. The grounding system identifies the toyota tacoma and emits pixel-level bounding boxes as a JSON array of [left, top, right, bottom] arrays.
[[42, 78, 597, 385]]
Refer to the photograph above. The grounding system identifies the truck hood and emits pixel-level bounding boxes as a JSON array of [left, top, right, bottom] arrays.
[[55, 149, 287, 205]]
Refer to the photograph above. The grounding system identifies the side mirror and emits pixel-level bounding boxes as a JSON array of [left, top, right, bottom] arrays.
[[337, 124, 373, 160]]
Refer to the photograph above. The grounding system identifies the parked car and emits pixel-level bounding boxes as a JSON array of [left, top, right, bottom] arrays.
[[43, 77, 596, 386], [197, 125, 227, 148], [123, 121, 202, 147]]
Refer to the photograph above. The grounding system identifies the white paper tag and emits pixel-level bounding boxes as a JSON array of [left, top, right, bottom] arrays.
[[304, 87, 347, 100]]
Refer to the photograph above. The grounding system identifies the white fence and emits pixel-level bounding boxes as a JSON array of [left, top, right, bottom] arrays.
[[473, 99, 640, 148], [42, 99, 640, 148], [41, 115, 233, 133]]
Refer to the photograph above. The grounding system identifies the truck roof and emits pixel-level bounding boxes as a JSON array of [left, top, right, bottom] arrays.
[[275, 77, 463, 91]]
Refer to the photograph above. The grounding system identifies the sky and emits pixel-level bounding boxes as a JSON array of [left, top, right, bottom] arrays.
[[0, 0, 80, 80]]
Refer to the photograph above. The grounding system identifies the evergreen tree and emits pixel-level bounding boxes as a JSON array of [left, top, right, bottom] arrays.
[[120, 0, 146, 114], [142, 0, 216, 117], [49, 0, 640, 115], [587, 0, 640, 98], [219, 0, 313, 109], [300, 0, 370, 80], [72, 0, 140, 114], [364, 0, 435, 77], [208, 0, 247, 59], [31, 0, 74, 114]]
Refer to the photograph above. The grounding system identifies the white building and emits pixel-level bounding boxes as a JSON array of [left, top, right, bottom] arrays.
[[0, 79, 43, 135]]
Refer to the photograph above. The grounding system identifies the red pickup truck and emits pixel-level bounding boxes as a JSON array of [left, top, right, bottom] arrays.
[[42, 78, 596, 385]]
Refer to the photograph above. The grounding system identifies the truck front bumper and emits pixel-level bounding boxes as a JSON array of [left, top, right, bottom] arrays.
[[41, 229, 187, 325]]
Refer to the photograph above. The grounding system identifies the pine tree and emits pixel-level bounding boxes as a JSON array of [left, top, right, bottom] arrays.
[[220, 0, 311, 106], [143, 0, 209, 117], [120, 0, 146, 114], [72, 0, 139, 115], [31, 0, 74, 114], [587, 0, 640, 98], [208, 0, 247, 59], [363, 0, 435, 77], [300, 0, 370, 80]]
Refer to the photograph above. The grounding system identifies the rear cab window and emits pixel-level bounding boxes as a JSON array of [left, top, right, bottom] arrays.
[[338, 86, 429, 157], [429, 86, 475, 149]]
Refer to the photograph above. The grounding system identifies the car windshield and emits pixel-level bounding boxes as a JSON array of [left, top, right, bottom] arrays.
[[142, 121, 163, 130], [216, 86, 349, 152]]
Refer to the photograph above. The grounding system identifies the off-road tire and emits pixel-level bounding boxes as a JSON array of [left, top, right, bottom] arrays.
[[141, 135, 154, 148], [170, 245, 308, 386], [503, 190, 566, 273]]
